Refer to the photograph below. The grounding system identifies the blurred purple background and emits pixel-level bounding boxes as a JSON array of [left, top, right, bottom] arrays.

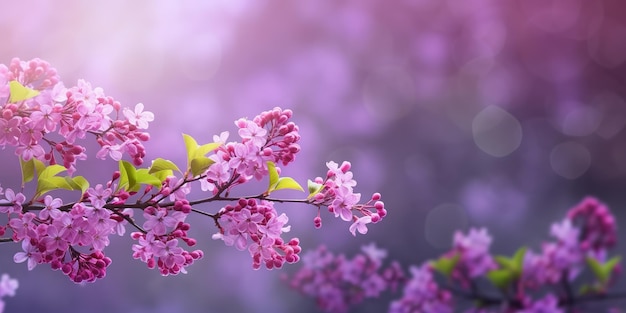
[[2, 0, 626, 312]]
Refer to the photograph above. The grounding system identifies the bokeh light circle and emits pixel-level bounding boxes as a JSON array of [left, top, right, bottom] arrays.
[[550, 141, 591, 179], [424, 203, 469, 249], [472, 105, 523, 157]]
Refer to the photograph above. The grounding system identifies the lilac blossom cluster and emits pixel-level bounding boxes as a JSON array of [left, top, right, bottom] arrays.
[[285, 243, 405, 313], [289, 197, 623, 312], [0, 57, 151, 173], [309, 161, 387, 236], [0, 57, 387, 310]]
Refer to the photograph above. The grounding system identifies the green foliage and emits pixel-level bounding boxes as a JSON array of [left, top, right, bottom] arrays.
[[586, 255, 622, 285], [9, 80, 40, 103], [182, 134, 219, 177], [431, 253, 459, 278], [266, 161, 304, 194], [488, 247, 527, 289], [19, 159, 91, 199], [117, 160, 163, 192], [307, 179, 323, 199]]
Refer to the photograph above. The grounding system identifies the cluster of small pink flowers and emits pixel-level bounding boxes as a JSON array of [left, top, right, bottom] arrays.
[[567, 196, 617, 252], [248, 107, 300, 166], [200, 107, 301, 194], [523, 219, 583, 287], [388, 265, 453, 313], [448, 228, 497, 288], [289, 196, 623, 312], [310, 161, 387, 235], [285, 243, 405, 313], [212, 198, 301, 270], [130, 200, 203, 275], [2, 191, 122, 283], [0, 57, 152, 173], [0, 57, 390, 313]]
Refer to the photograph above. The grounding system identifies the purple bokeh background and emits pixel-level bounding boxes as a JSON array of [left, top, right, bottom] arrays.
[[2, 0, 626, 312]]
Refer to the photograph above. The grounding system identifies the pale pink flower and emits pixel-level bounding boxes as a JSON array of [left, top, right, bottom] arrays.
[[124, 103, 154, 129], [13, 240, 42, 270]]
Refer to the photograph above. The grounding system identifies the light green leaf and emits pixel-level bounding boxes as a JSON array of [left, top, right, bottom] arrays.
[[39, 164, 67, 179], [135, 169, 163, 190], [431, 254, 459, 278], [513, 247, 527, 269], [587, 255, 622, 284], [307, 179, 323, 198], [118, 160, 137, 192], [267, 161, 279, 192], [149, 158, 181, 174], [152, 170, 172, 182], [36, 177, 74, 197], [71, 176, 90, 195], [190, 156, 215, 177], [195, 142, 221, 158], [20, 158, 36, 186], [9, 80, 40, 103], [487, 269, 513, 289], [183, 133, 199, 168], [495, 256, 514, 270], [273, 177, 304, 192]]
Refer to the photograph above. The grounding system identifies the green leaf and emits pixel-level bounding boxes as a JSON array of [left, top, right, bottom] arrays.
[[495, 256, 514, 270], [190, 157, 215, 177], [20, 158, 36, 186], [152, 169, 172, 182], [512, 247, 527, 271], [118, 160, 137, 192], [183, 133, 200, 167], [267, 161, 279, 192], [431, 254, 460, 278], [9, 80, 40, 103], [587, 257, 606, 283], [149, 158, 181, 174], [307, 179, 323, 198], [135, 169, 163, 190], [71, 176, 90, 195], [36, 177, 74, 197], [195, 142, 221, 158], [587, 255, 622, 284], [273, 177, 304, 192], [487, 269, 513, 289], [182, 134, 220, 176], [39, 164, 67, 179]]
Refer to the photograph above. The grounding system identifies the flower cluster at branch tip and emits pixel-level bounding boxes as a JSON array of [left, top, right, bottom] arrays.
[[0, 58, 151, 174], [310, 160, 386, 236], [0, 57, 388, 312], [289, 197, 623, 313], [285, 243, 405, 313]]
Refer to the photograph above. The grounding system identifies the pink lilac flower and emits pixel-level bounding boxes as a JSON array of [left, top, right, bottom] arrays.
[[0, 188, 25, 214], [567, 196, 617, 252], [389, 265, 453, 313], [286, 244, 403, 313], [123, 102, 154, 129], [212, 199, 301, 270], [237, 118, 268, 148], [519, 294, 563, 313], [450, 228, 497, 284], [86, 184, 112, 209], [349, 215, 372, 236], [39, 195, 63, 220], [0, 117, 21, 146], [13, 240, 42, 270]]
